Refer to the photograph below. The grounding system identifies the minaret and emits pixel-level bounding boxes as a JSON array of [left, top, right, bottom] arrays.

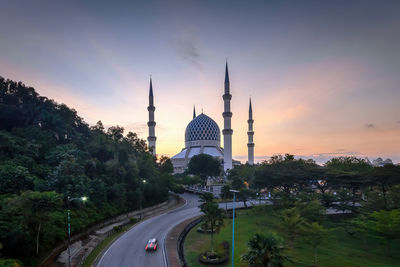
[[193, 105, 196, 119], [247, 98, 255, 165], [147, 78, 156, 155], [222, 62, 233, 171]]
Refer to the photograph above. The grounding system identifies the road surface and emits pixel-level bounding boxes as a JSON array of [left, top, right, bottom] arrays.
[[96, 193, 251, 267], [96, 193, 202, 267]]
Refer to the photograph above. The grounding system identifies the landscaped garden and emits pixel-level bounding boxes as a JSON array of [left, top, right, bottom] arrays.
[[184, 155, 400, 267], [184, 206, 400, 266]]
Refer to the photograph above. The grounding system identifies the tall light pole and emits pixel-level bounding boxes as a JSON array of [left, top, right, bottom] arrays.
[[139, 179, 147, 219], [229, 189, 239, 267], [67, 196, 87, 267]]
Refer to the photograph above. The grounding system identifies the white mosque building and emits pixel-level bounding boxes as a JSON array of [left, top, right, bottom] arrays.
[[146, 63, 255, 174]]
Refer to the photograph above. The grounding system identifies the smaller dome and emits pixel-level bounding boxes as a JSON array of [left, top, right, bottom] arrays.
[[185, 113, 221, 143]]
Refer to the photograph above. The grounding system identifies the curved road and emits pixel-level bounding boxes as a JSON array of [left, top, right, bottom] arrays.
[[97, 193, 251, 267], [97, 193, 201, 267]]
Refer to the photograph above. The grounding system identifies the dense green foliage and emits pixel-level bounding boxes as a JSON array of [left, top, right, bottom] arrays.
[[229, 154, 400, 213], [188, 154, 221, 184], [0, 77, 172, 262]]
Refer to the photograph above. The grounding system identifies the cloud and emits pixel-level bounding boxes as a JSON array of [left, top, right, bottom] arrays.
[[364, 123, 375, 128], [174, 38, 202, 70], [397, 120, 400, 124]]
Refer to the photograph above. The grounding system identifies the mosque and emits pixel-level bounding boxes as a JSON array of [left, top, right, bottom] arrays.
[[146, 63, 255, 174]]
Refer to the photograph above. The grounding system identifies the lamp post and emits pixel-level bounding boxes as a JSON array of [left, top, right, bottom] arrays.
[[229, 189, 239, 267], [139, 179, 147, 219], [67, 196, 87, 267]]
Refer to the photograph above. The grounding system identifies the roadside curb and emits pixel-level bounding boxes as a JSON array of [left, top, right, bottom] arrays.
[[166, 215, 203, 267]]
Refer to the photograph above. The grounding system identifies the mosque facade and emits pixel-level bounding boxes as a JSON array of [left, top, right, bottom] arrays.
[[146, 63, 255, 174]]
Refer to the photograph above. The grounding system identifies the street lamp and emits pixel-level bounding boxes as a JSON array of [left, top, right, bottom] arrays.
[[139, 179, 147, 219], [229, 189, 239, 267], [67, 196, 87, 267]]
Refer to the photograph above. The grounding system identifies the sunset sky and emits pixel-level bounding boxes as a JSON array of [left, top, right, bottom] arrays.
[[1, 0, 399, 163]]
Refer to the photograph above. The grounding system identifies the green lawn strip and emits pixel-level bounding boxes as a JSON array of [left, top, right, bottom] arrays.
[[81, 222, 138, 267], [184, 207, 400, 267]]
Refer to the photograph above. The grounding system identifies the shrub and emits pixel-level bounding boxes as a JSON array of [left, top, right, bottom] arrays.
[[129, 217, 139, 224], [112, 225, 122, 232]]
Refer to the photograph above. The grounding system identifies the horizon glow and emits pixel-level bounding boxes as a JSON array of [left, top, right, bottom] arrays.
[[1, 0, 399, 163]]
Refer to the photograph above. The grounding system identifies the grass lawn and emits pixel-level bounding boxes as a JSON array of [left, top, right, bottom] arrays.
[[184, 207, 400, 267]]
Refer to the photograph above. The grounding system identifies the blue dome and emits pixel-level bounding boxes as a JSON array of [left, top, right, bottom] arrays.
[[185, 114, 220, 142]]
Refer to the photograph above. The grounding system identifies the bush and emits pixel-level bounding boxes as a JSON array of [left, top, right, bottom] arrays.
[[112, 225, 122, 232], [171, 184, 185, 194], [129, 217, 139, 224]]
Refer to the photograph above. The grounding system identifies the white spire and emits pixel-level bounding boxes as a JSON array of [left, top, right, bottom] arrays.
[[247, 97, 254, 165], [222, 61, 233, 171], [147, 77, 156, 155]]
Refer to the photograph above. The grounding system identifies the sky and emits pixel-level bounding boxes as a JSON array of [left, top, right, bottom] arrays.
[[1, 0, 399, 164]]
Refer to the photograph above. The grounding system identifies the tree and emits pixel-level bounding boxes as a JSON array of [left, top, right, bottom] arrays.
[[325, 157, 373, 202], [0, 191, 63, 257], [356, 209, 400, 257], [280, 208, 306, 249], [296, 199, 325, 222], [157, 156, 173, 174], [370, 164, 400, 209], [304, 222, 328, 266], [253, 155, 319, 196], [220, 184, 232, 211], [199, 193, 224, 253], [0, 76, 172, 262], [21, 191, 62, 255], [241, 232, 288, 267], [0, 162, 33, 194], [229, 164, 255, 187], [199, 192, 214, 209], [188, 154, 221, 184], [238, 188, 255, 208], [334, 189, 355, 213]]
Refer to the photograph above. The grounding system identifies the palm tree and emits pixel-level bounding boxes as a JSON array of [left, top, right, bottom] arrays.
[[199, 193, 224, 253], [199, 192, 214, 209], [241, 232, 288, 267]]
